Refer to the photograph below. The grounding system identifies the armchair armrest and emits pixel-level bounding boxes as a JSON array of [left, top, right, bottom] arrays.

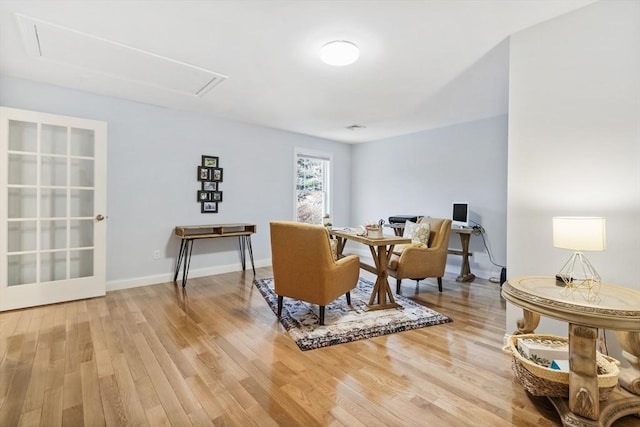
[[336, 254, 359, 267], [325, 254, 360, 301]]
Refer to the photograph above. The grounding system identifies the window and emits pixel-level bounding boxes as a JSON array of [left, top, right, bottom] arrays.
[[294, 149, 331, 224]]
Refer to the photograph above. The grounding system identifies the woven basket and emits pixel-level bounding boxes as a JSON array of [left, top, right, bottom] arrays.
[[504, 334, 620, 400]]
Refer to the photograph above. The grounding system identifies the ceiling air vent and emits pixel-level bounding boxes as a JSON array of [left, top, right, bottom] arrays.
[[16, 13, 227, 97]]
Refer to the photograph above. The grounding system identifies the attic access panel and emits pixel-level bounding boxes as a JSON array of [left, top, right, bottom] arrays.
[[16, 14, 227, 97]]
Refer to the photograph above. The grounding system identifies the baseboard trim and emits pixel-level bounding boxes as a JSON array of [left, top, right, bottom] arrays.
[[104, 252, 494, 293], [106, 258, 272, 292]]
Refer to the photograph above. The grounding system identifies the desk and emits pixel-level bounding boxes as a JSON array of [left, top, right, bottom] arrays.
[[329, 228, 410, 311], [174, 223, 256, 287], [502, 276, 640, 426], [385, 223, 479, 282]]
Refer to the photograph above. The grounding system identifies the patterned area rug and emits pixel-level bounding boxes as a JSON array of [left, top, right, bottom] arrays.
[[254, 277, 452, 351]]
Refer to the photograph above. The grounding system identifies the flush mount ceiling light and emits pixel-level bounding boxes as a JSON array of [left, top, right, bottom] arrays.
[[320, 40, 359, 66]]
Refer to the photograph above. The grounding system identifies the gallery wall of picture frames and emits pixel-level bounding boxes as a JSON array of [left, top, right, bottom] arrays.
[[197, 155, 223, 213]]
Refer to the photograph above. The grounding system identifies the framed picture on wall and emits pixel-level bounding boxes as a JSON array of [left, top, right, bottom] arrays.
[[211, 191, 223, 202], [211, 168, 223, 182], [197, 166, 210, 181], [202, 181, 217, 191], [202, 155, 218, 168], [201, 201, 218, 213], [197, 191, 211, 202]]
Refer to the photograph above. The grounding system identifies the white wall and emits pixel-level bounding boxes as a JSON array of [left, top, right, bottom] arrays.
[[351, 115, 508, 280], [506, 0, 640, 349], [0, 75, 354, 290]]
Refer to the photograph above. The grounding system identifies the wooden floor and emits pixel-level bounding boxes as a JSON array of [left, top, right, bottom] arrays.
[[1, 268, 638, 426]]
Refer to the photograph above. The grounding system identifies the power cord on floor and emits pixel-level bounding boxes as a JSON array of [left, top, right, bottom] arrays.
[[469, 220, 505, 283]]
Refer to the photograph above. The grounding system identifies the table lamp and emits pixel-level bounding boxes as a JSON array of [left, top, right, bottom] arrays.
[[552, 217, 606, 287]]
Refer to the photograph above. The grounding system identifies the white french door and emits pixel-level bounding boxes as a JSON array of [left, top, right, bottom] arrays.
[[0, 107, 107, 311]]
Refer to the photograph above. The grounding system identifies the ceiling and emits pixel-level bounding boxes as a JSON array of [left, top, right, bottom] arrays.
[[0, 0, 596, 143]]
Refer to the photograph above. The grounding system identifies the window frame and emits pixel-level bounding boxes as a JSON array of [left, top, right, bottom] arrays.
[[293, 148, 333, 224]]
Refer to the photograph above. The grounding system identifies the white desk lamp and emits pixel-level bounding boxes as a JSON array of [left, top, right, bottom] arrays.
[[553, 217, 606, 287]]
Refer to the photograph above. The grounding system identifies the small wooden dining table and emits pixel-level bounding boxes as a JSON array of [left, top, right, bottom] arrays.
[[328, 228, 411, 311]]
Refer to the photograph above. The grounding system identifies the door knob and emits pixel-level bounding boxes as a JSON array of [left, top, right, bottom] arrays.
[[96, 214, 106, 221]]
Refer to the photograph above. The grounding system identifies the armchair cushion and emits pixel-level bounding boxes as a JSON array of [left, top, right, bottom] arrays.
[[329, 238, 338, 260], [403, 220, 430, 246], [392, 241, 427, 256]]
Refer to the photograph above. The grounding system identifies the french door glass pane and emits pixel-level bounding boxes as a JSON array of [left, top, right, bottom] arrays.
[[8, 188, 37, 218], [41, 220, 67, 250], [41, 251, 66, 282], [70, 250, 93, 278], [41, 189, 67, 218], [8, 120, 37, 152], [70, 220, 93, 248], [70, 158, 94, 187], [41, 124, 67, 155], [71, 128, 95, 157], [8, 153, 37, 185], [70, 189, 94, 217], [41, 156, 67, 186], [8, 221, 37, 252], [8, 254, 37, 286]]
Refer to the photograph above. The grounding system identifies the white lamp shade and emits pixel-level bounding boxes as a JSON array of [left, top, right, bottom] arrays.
[[319, 40, 359, 66], [552, 217, 606, 251]]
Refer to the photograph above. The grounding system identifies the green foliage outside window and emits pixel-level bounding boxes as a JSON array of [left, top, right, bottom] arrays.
[[296, 157, 328, 224]]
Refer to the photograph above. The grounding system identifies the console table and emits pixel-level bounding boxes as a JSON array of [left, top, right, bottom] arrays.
[[502, 276, 640, 426], [174, 223, 256, 287], [385, 223, 479, 282]]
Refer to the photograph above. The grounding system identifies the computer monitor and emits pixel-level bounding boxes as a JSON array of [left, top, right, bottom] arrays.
[[452, 203, 469, 228]]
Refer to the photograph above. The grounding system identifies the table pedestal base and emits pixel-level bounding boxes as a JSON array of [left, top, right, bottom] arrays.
[[455, 231, 475, 282], [549, 389, 640, 427], [364, 302, 402, 311], [456, 273, 476, 282], [364, 250, 401, 311]]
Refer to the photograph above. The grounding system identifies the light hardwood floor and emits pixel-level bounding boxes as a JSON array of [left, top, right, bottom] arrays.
[[1, 268, 638, 426]]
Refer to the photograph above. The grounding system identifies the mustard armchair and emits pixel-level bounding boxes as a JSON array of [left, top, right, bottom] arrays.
[[269, 221, 360, 325], [388, 217, 452, 293]]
